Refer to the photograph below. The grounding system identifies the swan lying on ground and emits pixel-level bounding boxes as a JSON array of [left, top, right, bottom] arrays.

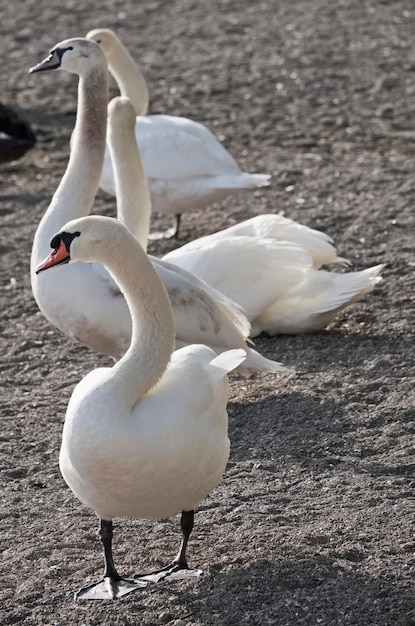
[[107, 95, 290, 373], [100, 86, 383, 337], [164, 234, 384, 336], [36, 212, 246, 599], [86, 28, 271, 238]]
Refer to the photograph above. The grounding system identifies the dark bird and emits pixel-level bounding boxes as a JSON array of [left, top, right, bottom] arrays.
[[0, 103, 36, 163]]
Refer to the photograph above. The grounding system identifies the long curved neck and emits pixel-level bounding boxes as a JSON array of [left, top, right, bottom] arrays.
[[108, 116, 151, 251], [108, 42, 149, 116], [32, 67, 108, 268], [103, 229, 175, 406]]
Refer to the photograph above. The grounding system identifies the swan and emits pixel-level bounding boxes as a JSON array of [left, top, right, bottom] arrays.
[[105, 92, 384, 337], [36, 214, 246, 600], [0, 102, 36, 163], [83, 32, 383, 335], [29, 38, 289, 374], [107, 95, 291, 373], [164, 237, 384, 336], [85, 28, 271, 238]]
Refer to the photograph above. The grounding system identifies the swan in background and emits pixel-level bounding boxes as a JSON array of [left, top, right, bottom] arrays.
[[107, 95, 291, 374], [86, 27, 271, 238], [30, 39, 289, 375], [0, 102, 36, 163], [36, 214, 246, 599]]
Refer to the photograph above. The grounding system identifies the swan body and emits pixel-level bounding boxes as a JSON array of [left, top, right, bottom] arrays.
[[61, 344, 235, 521], [164, 236, 384, 336], [105, 93, 382, 339], [169, 213, 350, 269], [36, 213, 246, 597], [30, 39, 289, 374], [86, 28, 271, 220]]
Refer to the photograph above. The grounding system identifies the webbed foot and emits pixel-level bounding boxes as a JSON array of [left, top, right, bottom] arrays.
[[75, 575, 147, 601], [136, 561, 202, 584]]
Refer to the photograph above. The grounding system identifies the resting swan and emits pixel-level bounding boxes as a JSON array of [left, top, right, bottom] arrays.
[[86, 28, 271, 238], [107, 95, 290, 372], [102, 88, 384, 337], [164, 236, 384, 336], [36, 214, 246, 600], [29, 38, 289, 374]]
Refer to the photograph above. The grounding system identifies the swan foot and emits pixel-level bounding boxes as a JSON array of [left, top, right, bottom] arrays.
[[75, 575, 148, 601], [136, 561, 202, 584]]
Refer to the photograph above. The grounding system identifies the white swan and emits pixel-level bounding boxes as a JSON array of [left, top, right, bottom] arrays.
[[29, 38, 290, 374], [103, 89, 383, 339], [83, 32, 383, 335], [106, 92, 384, 337], [86, 28, 271, 238], [36, 214, 246, 600], [164, 236, 383, 336], [107, 95, 291, 373]]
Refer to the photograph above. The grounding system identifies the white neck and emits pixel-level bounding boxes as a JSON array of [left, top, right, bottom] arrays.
[[99, 227, 175, 406], [107, 111, 151, 251], [31, 67, 108, 268], [107, 41, 149, 116]]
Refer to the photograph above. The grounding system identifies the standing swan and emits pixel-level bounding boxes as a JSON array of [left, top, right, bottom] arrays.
[[86, 27, 271, 238], [29, 38, 288, 373], [36, 214, 246, 600]]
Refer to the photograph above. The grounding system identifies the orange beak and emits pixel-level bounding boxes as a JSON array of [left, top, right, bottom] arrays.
[[36, 240, 70, 274]]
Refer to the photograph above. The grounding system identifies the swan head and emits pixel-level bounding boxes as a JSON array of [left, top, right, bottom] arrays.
[[36, 216, 127, 273], [108, 96, 137, 132], [29, 37, 106, 76], [86, 28, 118, 59]]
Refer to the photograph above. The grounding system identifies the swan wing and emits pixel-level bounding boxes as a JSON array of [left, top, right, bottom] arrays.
[[164, 237, 314, 320], [177, 214, 348, 268], [151, 257, 251, 348], [136, 114, 241, 180]]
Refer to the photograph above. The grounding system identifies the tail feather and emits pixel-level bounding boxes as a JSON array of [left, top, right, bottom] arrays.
[[313, 264, 384, 313], [208, 345, 294, 377], [215, 172, 271, 191], [255, 264, 384, 335], [208, 349, 247, 380], [242, 347, 295, 376]]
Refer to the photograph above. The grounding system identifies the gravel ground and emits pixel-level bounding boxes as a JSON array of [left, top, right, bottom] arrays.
[[1, 0, 414, 625]]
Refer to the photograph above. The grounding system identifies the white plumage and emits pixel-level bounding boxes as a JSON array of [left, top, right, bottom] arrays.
[[86, 28, 270, 235], [30, 38, 290, 374], [36, 211, 245, 599]]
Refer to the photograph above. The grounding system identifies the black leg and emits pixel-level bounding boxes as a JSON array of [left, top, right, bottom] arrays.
[[173, 510, 194, 567], [75, 519, 147, 601], [136, 510, 202, 584], [173, 213, 181, 240], [100, 519, 120, 580], [148, 213, 182, 240]]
